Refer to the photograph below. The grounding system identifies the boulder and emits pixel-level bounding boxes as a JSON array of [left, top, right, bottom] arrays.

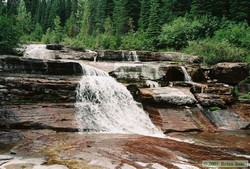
[[139, 87, 197, 106], [209, 62, 249, 85], [0, 56, 82, 75]]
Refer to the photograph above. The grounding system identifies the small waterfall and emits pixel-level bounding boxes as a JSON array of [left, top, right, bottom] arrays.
[[130, 51, 139, 62], [146, 80, 160, 88], [180, 66, 192, 82], [75, 63, 163, 136]]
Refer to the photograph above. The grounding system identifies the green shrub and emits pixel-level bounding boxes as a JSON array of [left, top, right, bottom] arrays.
[[158, 16, 219, 50], [184, 40, 248, 65], [213, 22, 250, 49], [120, 30, 150, 50]]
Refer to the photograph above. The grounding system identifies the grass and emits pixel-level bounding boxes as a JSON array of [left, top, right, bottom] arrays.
[[209, 106, 221, 111], [239, 93, 250, 99]]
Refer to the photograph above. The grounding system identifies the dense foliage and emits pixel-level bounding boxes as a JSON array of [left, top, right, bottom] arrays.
[[0, 0, 250, 64]]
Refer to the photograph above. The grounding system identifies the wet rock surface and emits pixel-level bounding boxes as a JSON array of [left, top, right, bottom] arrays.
[[0, 131, 249, 169]]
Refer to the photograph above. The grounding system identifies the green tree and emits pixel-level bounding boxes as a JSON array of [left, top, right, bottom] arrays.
[[229, 0, 250, 24], [51, 15, 63, 44], [139, 0, 150, 30], [113, 0, 128, 36], [147, 0, 161, 40], [16, 0, 32, 38], [190, 0, 212, 17], [0, 16, 19, 54]]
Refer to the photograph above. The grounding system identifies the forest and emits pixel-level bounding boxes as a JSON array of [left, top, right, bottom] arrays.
[[0, 0, 250, 64]]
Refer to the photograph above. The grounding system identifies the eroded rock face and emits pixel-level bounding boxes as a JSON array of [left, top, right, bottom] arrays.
[[209, 62, 249, 85], [139, 87, 197, 106]]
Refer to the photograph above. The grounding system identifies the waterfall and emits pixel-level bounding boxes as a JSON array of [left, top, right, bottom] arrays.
[[146, 80, 160, 88], [75, 63, 163, 136], [180, 66, 192, 82], [130, 51, 139, 62]]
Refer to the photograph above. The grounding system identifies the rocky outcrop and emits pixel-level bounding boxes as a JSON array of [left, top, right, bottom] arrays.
[[209, 62, 249, 85], [139, 87, 197, 106], [0, 56, 82, 75]]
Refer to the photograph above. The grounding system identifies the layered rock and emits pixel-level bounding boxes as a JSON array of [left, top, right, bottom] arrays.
[[97, 50, 199, 63], [0, 56, 82, 131], [0, 56, 82, 75]]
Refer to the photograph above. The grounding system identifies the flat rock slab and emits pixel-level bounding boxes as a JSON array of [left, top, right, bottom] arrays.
[[145, 106, 202, 132], [140, 87, 197, 106]]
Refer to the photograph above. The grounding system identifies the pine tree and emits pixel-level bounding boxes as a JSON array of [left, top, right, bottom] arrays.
[[6, 0, 19, 16], [113, 0, 128, 36], [16, 0, 32, 37], [229, 0, 250, 23], [0, 16, 19, 54], [147, 0, 161, 38], [139, 0, 150, 30], [190, 0, 212, 17], [126, 0, 140, 30], [95, 0, 107, 33]]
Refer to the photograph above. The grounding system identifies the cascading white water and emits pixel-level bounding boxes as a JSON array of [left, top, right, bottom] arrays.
[[75, 63, 163, 136], [146, 80, 160, 88], [180, 66, 192, 82], [130, 51, 139, 62]]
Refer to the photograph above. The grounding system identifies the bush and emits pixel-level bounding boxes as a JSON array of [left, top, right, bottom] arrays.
[[184, 40, 248, 65], [120, 30, 150, 50], [0, 16, 19, 54], [158, 16, 219, 50], [213, 22, 250, 49]]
